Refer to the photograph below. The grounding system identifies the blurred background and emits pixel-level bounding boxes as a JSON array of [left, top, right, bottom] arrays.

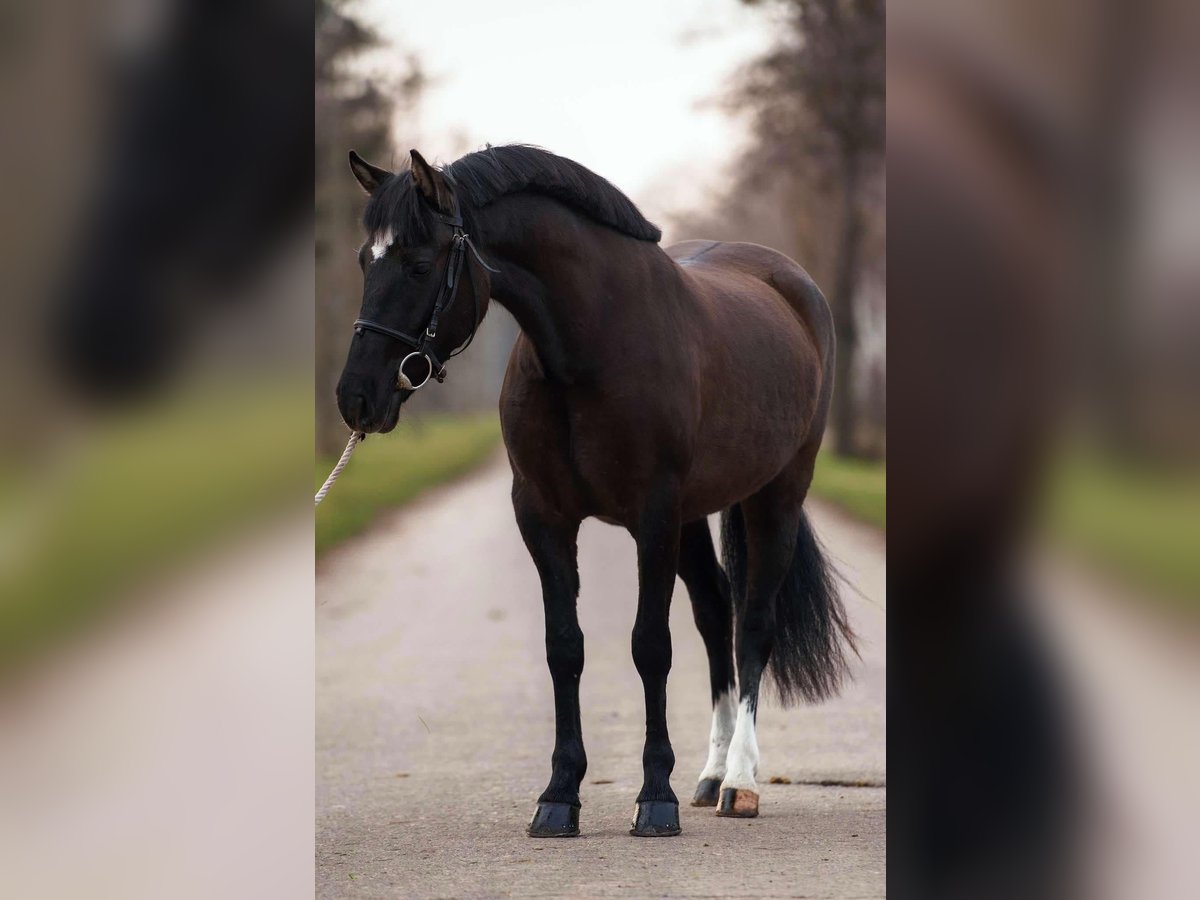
[[315, 0, 886, 552]]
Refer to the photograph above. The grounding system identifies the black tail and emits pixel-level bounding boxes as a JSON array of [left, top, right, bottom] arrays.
[[720, 505, 857, 706]]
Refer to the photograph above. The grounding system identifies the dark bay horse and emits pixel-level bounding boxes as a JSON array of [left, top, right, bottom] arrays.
[[336, 145, 855, 838]]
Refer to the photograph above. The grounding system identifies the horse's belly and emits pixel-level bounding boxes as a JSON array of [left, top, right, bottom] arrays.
[[680, 422, 803, 519]]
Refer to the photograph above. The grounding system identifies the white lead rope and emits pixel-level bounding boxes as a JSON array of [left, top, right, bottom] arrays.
[[315, 431, 365, 506]]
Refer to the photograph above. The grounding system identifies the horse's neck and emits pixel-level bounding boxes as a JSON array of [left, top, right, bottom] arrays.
[[477, 196, 666, 384]]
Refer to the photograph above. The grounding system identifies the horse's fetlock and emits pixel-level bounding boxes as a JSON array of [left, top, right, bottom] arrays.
[[642, 742, 676, 774], [553, 739, 587, 772]]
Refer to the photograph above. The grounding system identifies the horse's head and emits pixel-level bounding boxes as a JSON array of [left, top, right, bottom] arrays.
[[336, 149, 493, 433]]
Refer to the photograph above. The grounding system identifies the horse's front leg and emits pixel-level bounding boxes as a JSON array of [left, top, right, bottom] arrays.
[[515, 492, 586, 838], [629, 480, 683, 837]]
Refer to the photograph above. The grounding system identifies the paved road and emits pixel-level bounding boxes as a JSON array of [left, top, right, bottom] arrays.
[[317, 453, 885, 898]]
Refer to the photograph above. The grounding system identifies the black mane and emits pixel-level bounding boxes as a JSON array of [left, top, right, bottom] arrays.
[[363, 144, 662, 245]]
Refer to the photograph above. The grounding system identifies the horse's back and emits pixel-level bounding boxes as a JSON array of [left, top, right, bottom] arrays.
[[667, 240, 834, 371]]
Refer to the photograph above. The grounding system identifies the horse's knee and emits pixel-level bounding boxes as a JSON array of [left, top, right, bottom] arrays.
[[545, 625, 583, 679], [631, 623, 671, 679]]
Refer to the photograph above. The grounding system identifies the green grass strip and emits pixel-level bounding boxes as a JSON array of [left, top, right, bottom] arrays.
[[1047, 448, 1200, 610], [809, 453, 887, 530], [315, 413, 502, 556], [1, 375, 311, 674]]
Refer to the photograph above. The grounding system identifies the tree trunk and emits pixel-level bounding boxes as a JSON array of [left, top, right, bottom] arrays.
[[315, 109, 354, 459], [831, 155, 866, 459]]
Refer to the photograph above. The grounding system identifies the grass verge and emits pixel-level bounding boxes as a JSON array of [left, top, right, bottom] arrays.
[[1047, 448, 1200, 611], [809, 453, 886, 530], [1, 375, 310, 676], [315, 413, 502, 556], [794, 445, 1198, 611]]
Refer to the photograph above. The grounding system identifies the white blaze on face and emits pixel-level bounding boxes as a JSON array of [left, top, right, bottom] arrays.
[[698, 690, 737, 782], [721, 697, 760, 792], [370, 227, 394, 262]]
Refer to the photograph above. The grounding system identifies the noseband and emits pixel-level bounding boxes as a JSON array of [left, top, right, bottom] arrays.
[[353, 205, 498, 391]]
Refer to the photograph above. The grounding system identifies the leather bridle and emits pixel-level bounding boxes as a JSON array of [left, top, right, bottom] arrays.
[[353, 201, 497, 391]]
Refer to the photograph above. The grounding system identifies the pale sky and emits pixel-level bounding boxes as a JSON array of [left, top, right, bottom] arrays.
[[355, 0, 777, 238]]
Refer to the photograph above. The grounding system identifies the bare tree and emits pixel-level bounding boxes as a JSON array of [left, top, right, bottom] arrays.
[[314, 0, 425, 455], [738, 0, 885, 458]]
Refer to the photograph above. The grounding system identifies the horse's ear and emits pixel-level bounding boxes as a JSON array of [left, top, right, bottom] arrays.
[[348, 150, 390, 195], [409, 149, 452, 213]]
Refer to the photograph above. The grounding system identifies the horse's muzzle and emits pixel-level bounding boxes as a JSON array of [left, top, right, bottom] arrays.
[[336, 375, 404, 434]]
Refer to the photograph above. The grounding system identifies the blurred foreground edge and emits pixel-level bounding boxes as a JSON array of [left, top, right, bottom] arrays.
[[888, 3, 1200, 898], [887, 16, 1085, 900], [1, 1, 315, 898]]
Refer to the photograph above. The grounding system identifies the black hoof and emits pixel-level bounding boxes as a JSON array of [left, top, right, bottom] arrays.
[[716, 787, 759, 818], [691, 778, 722, 807], [630, 800, 681, 837], [527, 801, 580, 837]]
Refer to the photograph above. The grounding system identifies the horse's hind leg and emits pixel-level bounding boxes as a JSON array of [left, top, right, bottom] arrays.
[[678, 520, 736, 807], [514, 487, 587, 838], [719, 490, 802, 818]]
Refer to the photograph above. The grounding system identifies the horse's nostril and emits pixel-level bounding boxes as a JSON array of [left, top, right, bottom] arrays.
[[340, 391, 368, 430]]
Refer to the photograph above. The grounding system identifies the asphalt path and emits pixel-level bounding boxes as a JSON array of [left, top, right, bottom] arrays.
[[317, 453, 885, 898]]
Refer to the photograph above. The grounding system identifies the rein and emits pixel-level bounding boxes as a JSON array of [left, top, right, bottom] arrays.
[[353, 204, 498, 391], [314, 430, 364, 506]]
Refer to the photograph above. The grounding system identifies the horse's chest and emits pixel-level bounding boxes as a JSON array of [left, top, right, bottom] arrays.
[[563, 403, 651, 515], [566, 412, 636, 483], [503, 385, 667, 524]]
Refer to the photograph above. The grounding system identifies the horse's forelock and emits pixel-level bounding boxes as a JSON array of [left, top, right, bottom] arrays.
[[362, 168, 438, 247]]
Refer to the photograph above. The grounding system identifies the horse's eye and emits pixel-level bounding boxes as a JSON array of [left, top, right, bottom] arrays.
[[412, 262, 432, 276]]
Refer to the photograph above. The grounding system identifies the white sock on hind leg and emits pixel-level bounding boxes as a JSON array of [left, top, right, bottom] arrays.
[[698, 690, 737, 782], [721, 697, 760, 792]]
